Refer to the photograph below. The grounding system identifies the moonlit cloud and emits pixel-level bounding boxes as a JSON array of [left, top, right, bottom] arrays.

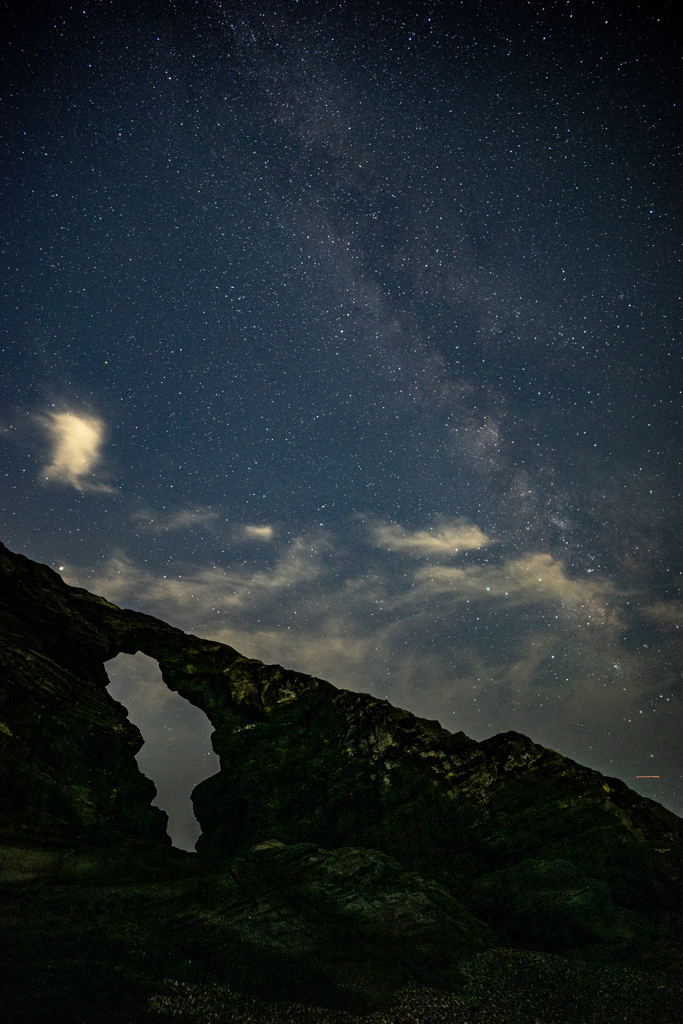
[[410, 552, 620, 624], [131, 507, 219, 532], [72, 535, 324, 625], [40, 412, 112, 492], [370, 519, 490, 557], [243, 525, 275, 540]]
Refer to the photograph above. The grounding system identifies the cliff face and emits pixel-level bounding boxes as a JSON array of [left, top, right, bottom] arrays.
[[1, 539, 682, 1020]]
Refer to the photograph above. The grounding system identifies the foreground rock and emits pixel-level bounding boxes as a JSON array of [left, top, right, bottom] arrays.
[[3, 838, 680, 1022], [1, 839, 492, 1020], [1, 539, 682, 1020]]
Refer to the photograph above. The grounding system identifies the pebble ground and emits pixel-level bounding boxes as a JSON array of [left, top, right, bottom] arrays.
[[146, 949, 682, 1024]]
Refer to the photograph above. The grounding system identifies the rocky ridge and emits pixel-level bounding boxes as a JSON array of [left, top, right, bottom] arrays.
[[1, 539, 682, 1022]]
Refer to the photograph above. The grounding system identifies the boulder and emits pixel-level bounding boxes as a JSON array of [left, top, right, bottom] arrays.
[[472, 858, 635, 951]]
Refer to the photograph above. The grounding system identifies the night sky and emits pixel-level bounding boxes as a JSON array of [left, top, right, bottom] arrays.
[[2, 0, 682, 851]]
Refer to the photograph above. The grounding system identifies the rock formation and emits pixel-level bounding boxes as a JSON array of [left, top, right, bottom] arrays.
[[1, 539, 682, 1022]]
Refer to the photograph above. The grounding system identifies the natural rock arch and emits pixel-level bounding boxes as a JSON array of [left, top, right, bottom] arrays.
[[2, 539, 682, 951]]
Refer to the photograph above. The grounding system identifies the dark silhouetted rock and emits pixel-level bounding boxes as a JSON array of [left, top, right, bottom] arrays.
[[0, 838, 493, 1019], [1, 539, 682, 1021], [471, 858, 635, 951]]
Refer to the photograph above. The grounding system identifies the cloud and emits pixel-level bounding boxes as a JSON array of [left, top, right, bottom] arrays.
[[410, 552, 621, 626], [128, 511, 277, 541], [40, 412, 112, 492], [639, 600, 683, 630], [369, 519, 490, 557], [242, 525, 275, 541], [131, 507, 219, 533], [71, 535, 325, 625]]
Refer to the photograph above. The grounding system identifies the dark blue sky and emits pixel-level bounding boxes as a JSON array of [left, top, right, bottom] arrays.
[[2, 0, 681, 848]]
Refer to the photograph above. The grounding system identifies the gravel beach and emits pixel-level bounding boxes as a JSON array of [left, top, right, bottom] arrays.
[[147, 949, 683, 1024]]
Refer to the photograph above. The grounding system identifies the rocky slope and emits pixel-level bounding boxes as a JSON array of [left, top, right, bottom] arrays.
[[1, 539, 682, 1021]]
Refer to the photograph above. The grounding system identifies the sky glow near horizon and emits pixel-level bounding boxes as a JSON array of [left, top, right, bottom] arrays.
[[1, 0, 681, 848]]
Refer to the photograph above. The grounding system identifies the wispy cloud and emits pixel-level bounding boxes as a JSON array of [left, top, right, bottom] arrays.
[[369, 519, 490, 557], [40, 411, 112, 492], [128, 510, 278, 542], [410, 552, 620, 625], [75, 535, 324, 624], [131, 507, 219, 532], [639, 600, 683, 629]]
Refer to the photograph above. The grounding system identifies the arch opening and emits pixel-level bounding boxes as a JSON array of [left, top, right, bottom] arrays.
[[105, 651, 221, 852]]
